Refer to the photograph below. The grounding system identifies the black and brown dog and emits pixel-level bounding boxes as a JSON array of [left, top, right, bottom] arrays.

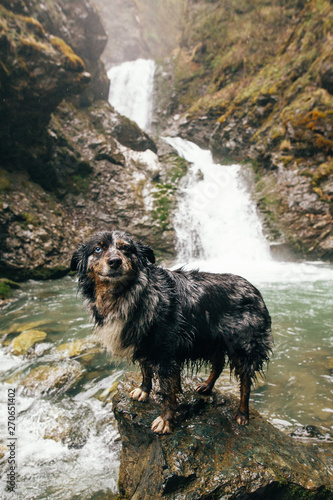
[[71, 230, 272, 434]]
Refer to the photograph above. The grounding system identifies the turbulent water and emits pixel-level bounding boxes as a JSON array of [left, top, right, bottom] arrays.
[[1, 59, 332, 499]]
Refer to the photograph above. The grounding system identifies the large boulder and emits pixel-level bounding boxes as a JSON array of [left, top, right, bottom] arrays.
[[0, 3, 90, 185], [113, 373, 333, 499]]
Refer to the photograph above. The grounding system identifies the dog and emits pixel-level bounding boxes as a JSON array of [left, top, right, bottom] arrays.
[[71, 230, 272, 434]]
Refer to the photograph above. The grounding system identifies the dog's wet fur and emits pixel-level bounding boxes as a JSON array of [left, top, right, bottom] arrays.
[[71, 230, 272, 434]]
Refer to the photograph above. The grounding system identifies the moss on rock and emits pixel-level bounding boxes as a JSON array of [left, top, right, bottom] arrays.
[[10, 329, 47, 356], [0, 278, 20, 300]]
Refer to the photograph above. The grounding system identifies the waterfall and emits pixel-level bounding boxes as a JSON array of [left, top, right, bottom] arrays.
[[164, 137, 271, 264], [107, 59, 155, 132]]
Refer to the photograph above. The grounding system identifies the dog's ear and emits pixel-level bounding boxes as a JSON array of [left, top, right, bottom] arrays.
[[71, 245, 86, 273], [137, 241, 155, 265]]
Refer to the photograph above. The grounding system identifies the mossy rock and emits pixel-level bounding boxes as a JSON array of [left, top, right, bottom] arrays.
[[4, 265, 70, 282], [0, 278, 20, 299], [0, 281, 11, 300], [0, 168, 10, 192], [56, 338, 102, 365], [50, 36, 85, 73], [0, 320, 50, 337], [20, 362, 85, 396], [10, 329, 47, 355]]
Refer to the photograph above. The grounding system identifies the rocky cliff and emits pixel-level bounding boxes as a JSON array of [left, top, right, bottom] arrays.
[[113, 373, 333, 499], [155, 0, 333, 260], [0, 0, 186, 281]]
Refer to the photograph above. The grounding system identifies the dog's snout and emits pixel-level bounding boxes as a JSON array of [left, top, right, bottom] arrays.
[[108, 257, 122, 270]]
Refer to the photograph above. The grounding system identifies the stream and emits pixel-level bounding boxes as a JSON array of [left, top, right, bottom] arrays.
[[0, 59, 332, 499]]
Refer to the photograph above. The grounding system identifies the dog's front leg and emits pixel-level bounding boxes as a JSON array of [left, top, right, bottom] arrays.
[[130, 362, 153, 402], [151, 364, 180, 434]]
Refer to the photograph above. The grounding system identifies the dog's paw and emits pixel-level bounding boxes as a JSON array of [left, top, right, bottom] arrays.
[[195, 382, 213, 395], [151, 416, 171, 434], [235, 410, 249, 426], [130, 388, 149, 402]]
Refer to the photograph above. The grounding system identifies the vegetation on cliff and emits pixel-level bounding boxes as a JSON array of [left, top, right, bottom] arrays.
[[0, 0, 184, 281], [160, 0, 333, 259]]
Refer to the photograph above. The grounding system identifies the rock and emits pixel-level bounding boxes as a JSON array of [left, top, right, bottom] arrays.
[[113, 373, 333, 500], [56, 338, 102, 365], [329, 358, 333, 375], [20, 361, 84, 397], [104, 108, 157, 153], [0, 3, 89, 183], [10, 330, 47, 356], [42, 403, 95, 449], [319, 57, 333, 95], [0, 320, 50, 337], [0, 278, 20, 299], [290, 425, 332, 442]]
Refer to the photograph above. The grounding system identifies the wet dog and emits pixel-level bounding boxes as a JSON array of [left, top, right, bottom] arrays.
[[71, 230, 272, 434]]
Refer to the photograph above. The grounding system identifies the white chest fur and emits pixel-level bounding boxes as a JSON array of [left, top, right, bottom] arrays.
[[95, 318, 134, 360]]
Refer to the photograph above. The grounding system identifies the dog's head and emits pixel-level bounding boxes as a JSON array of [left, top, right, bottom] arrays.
[[71, 230, 155, 296]]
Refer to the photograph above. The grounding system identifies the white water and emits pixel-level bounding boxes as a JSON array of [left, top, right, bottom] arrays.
[[163, 136, 333, 285], [164, 137, 270, 262], [108, 59, 155, 131]]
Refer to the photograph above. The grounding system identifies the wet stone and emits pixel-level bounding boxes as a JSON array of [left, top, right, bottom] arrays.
[[113, 373, 333, 500], [0, 320, 50, 337], [56, 337, 102, 365], [10, 329, 47, 356], [20, 361, 85, 397]]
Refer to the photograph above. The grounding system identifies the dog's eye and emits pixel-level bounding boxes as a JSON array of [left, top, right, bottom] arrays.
[[94, 246, 102, 254]]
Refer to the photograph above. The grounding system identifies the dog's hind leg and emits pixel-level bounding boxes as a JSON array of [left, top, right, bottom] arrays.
[[235, 372, 251, 425], [130, 362, 153, 402], [196, 354, 225, 395]]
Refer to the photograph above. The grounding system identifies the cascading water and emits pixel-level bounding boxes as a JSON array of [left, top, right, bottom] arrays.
[[107, 59, 155, 132], [163, 137, 333, 283], [164, 137, 271, 264]]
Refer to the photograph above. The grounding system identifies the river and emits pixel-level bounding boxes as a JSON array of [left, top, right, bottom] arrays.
[[0, 59, 332, 499]]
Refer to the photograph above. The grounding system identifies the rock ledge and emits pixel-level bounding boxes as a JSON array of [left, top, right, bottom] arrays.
[[113, 373, 333, 499]]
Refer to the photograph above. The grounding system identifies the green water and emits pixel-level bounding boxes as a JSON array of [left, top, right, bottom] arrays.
[[0, 270, 332, 498]]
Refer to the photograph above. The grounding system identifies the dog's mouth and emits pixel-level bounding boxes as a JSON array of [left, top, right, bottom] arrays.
[[98, 270, 123, 280]]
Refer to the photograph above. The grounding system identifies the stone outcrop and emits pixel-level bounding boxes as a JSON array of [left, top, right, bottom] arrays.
[[1, 0, 109, 103], [0, 2, 90, 181], [20, 361, 85, 396], [113, 373, 333, 499], [0, 99, 187, 280], [0, 0, 189, 281]]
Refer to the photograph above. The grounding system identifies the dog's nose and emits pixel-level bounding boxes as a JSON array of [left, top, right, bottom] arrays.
[[108, 257, 122, 270]]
